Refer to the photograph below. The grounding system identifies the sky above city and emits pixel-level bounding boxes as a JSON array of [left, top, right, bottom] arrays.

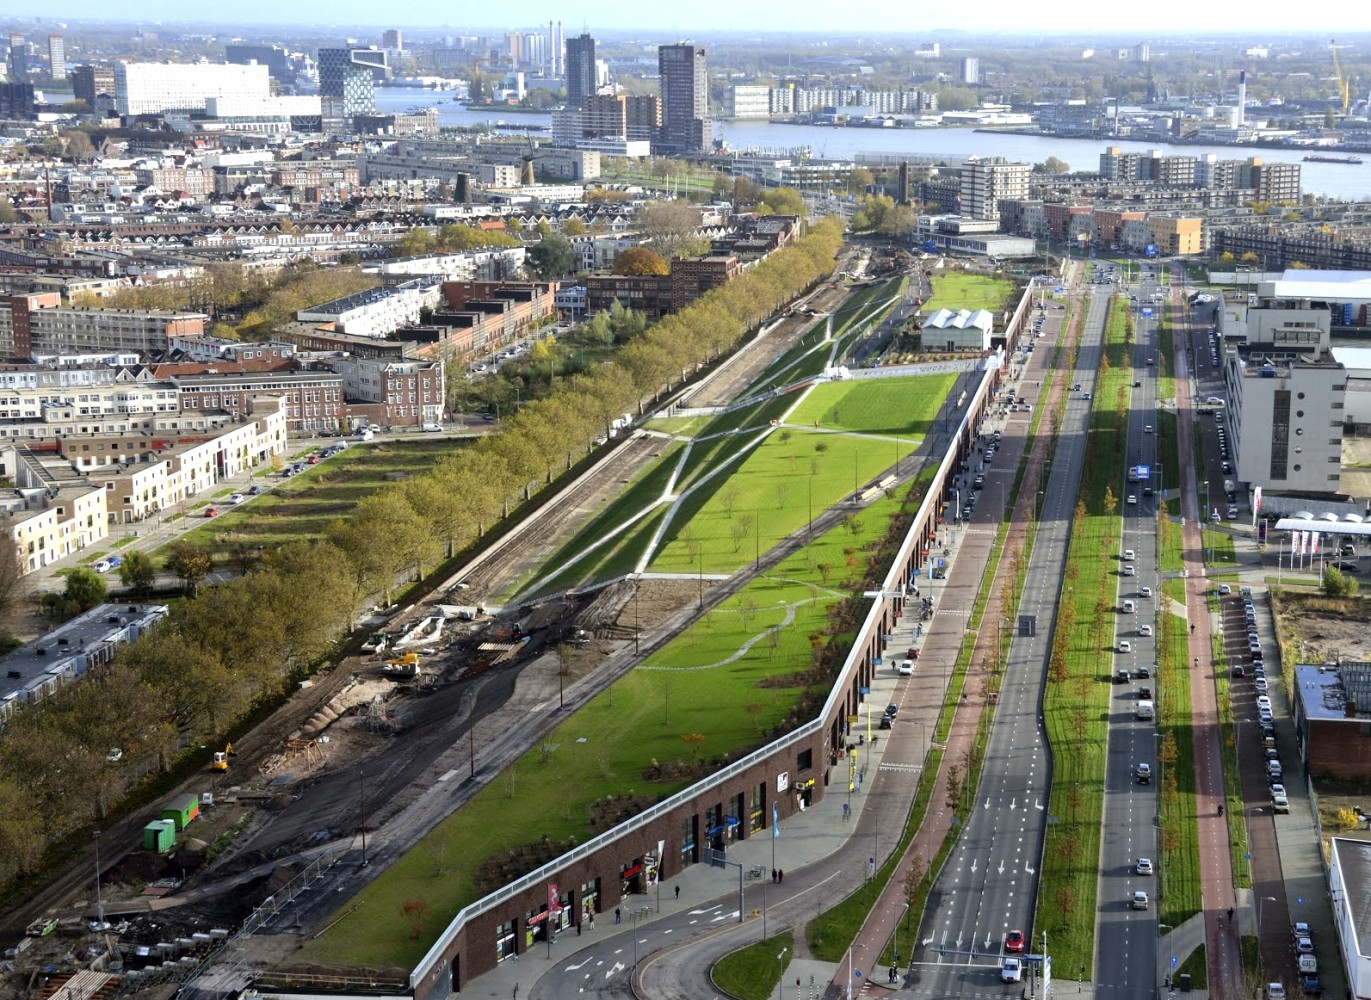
[[10, 1, 1371, 34]]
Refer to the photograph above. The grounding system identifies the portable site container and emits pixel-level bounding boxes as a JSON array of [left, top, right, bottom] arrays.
[[160, 793, 200, 831], [143, 819, 176, 852]]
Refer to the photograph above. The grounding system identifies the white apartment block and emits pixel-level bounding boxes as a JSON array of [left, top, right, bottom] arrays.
[[1232, 355, 1345, 496], [4, 485, 108, 574], [204, 94, 321, 118], [115, 61, 271, 117], [365, 248, 528, 284], [296, 280, 444, 339]]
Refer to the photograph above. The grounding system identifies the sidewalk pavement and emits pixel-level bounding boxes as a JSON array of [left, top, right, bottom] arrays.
[[469, 415, 1015, 1000], [478, 275, 1071, 1000]]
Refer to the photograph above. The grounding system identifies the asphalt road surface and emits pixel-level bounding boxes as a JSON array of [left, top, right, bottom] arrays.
[[906, 285, 1110, 995], [1094, 275, 1165, 1000]]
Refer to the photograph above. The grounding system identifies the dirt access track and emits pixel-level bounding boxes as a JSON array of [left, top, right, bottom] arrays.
[[0, 250, 872, 987]]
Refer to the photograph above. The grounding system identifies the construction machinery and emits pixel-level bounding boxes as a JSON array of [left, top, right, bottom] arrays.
[[211, 742, 237, 771], [1332, 39, 1350, 116]]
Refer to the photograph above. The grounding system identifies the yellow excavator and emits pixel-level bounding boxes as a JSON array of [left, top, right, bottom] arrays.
[[211, 742, 237, 771]]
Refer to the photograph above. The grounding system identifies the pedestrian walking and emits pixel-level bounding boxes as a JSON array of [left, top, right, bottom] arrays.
[[614, 907, 621, 924], [771, 869, 777, 883], [674, 885, 680, 900], [778, 869, 784, 884], [589, 910, 596, 930]]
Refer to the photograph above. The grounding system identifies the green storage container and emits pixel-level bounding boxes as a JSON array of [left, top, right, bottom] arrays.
[[160, 793, 200, 831], [142, 819, 176, 852]]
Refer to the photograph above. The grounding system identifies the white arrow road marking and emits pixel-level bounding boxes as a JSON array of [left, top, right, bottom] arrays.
[[604, 962, 625, 980], [565, 956, 594, 971]]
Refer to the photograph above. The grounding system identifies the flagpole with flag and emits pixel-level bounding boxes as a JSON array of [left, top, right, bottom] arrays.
[[772, 801, 779, 875]]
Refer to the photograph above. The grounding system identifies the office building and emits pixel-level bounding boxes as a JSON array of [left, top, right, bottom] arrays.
[[959, 157, 1029, 223], [7, 34, 28, 79], [71, 64, 115, 105], [960, 57, 980, 85], [0, 82, 35, 118], [114, 62, 270, 117], [318, 47, 387, 118], [582, 94, 660, 141], [658, 43, 711, 153], [1133, 42, 1151, 63], [224, 43, 291, 82], [565, 33, 596, 110], [46, 35, 65, 80], [382, 29, 403, 50]]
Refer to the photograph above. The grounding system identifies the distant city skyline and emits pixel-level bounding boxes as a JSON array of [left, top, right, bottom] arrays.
[[3, 2, 1369, 35]]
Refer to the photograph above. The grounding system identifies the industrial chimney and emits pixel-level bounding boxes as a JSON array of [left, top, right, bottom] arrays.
[[1237, 70, 1247, 128]]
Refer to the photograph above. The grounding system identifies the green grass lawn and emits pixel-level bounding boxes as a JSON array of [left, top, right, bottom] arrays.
[[1156, 604, 1202, 928], [645, 415, 711, 435], [1036, 295, 1130, 975], [787, 375, 955, 436], [650, 428, 917, 575], [921, 272, 1017, 314], [712, 931, 795, 1000], [304, 486, 918, 969], [171, 439, 459, 563]]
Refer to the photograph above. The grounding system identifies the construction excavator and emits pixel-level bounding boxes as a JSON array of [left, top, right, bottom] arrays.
[[211, 742, 238, 771]]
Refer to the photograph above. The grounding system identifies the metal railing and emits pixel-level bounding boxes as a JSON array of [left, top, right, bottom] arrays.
[[409, 286, 1024, 993]]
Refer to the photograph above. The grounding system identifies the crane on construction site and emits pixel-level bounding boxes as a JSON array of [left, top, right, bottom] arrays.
[[1331, 39, 1351, 116]]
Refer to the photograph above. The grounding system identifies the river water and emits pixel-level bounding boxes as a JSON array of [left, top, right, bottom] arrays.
[[373, 86, 1371, 201]]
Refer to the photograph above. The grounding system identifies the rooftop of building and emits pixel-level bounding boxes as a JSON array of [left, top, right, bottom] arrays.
[[1267, 269, 1371, 302], [0, 602, 170, 707], [1331, 837, 1371, 957]]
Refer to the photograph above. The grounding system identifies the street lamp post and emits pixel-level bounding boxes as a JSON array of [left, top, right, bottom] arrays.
[[893, 903, 909, 974], [93, 829, 106, 930], [777, 947, 789, 1000], [845, 942, 866, 1000]]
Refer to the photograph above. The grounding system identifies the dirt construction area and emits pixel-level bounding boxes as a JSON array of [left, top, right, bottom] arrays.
[[0, 266, 865, 998], [1273, 592, 1371, 664]]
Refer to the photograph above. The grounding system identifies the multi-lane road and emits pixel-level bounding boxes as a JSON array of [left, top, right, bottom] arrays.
[[907, 285, 1112, 995]]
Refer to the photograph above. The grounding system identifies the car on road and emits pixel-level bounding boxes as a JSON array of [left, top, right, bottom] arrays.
[[1136, 762, 1152, 784], [1257, 695, 1273, 712], [248, 484, 265, 495], [1145, 425, 1153, 434], [1136, 858, 1154, 875], [1126, 494, 1138, 505], [204, 506, 220, 517], [1139, 624, 1153, 636], [1138, 685, 1153, 700], [1267, 984, 1287, 1000], [1255, 676, 1269, 694], [1219, 584, 1233, 595], [1139, 586, 1153, 598], [1122, 564, 1136, 576], [1131, 890, 1150, 910], [228, 492, 245, 504], [884, 703, 898, 719], [878, 715, 892, 730], [1118, 640, 1133, 653], [898, 660, 914, 676], [1300, 974, 1323, 996], [1002, 958, 1023, 983], [1272, 788, 1290, 813], [1005, 930, 1025, 953], [1335, 561, 1360, 573]]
